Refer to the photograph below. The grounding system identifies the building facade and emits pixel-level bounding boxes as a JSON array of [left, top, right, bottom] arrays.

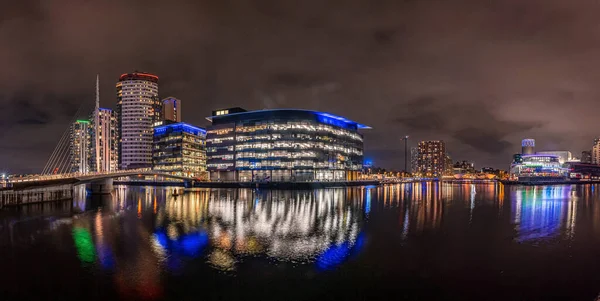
[[416, 140, 446, 177], [536, 151, 572, 164], [205, 109, 369, 182], [509, 154, 566, 180], [410, 146, 418, 174], [116, 72, 161, 169], [70, 120, 91, 173], [593, 139, 600, 165], [162, 97, 181, 123], [453, 160, 476, 174], [582, 150, 592, 164], [152, 122, 207, 177], [90, 108, 119, 172], [521, 139, 535, 155]]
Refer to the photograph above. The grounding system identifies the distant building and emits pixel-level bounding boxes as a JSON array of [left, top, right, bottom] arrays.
[[510, 154, 566, 181], [416, 140, 446, 177], [116, 72, 161, 170], [536, 151, 572, 165], [521, 139, 535, 155], [90, 108, 118, 172], [205, 108, 369, 182], [593, 139, 600, 165], [70, 120, 91, 173], [152, 122, 207, 177], [444, 155, 453, 176], [410, 147, 418, 174], [454, 160, 476, 174], [162, 97, 181, 123], [582, 150, 592, 164]]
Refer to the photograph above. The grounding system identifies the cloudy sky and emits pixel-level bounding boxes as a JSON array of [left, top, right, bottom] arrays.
[[2, 0, 599, 173]]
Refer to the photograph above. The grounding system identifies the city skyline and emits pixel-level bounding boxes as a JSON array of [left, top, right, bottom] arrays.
[[6, 1, 600, 173]]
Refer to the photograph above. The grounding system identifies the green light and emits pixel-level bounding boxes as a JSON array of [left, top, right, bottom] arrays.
[[72, 227, 96, 264], [76, 120, 90, 124]]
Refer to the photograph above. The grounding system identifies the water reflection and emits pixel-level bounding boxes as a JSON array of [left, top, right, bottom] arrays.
[[511, 186, 578, 242], [5, 183, 600, 300], [64, 187, 369, 279]]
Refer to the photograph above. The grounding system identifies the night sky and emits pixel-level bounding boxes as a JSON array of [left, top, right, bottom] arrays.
[[2, 0, 599, 174]]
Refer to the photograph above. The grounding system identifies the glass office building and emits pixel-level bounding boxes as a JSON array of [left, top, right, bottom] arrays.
[[152, 122, 207, 178], [206, 108, 370, 182]]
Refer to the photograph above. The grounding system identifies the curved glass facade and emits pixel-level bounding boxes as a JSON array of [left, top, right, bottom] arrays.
[[206, 109, 369, 182], [509, 154, 567, 181]]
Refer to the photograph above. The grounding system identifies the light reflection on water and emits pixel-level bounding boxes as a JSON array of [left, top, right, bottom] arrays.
[[511, 185, 578, 242], [6, 183, 600, 300]]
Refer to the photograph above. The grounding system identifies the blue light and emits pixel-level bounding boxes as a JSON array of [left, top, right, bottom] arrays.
[[351, 232, 366, 257], [97, 245, 115, 270], [365, 188, 372, 214], [316, 232, 366, 271], [154, 122, 207, 136], [154, 230, 209, 258], [177, 232, 209, 257], [316, 242, 350, 270], [206, 109, 371, 129], [154, 231, 169, 249]]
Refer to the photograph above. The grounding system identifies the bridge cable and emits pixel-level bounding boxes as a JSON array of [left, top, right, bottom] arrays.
[[41, 96, 93, 174], [42, 126, 71, 174]]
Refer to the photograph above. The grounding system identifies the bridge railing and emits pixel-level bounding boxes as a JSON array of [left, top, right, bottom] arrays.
[[8, 168, 153, 183]]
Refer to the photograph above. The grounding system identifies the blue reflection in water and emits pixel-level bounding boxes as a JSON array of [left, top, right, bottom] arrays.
[[365, 188, 372, 214], [97, 246, 115, 270], [153, 230, 209, 257], [512, 186, 574, 242], [316, 232, 366, 271]]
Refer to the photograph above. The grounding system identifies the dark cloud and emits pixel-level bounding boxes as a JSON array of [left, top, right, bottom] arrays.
[[1, 0, 600, 172]]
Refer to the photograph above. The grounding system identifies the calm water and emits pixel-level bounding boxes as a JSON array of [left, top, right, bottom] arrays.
[[1, 183, 600, 300]]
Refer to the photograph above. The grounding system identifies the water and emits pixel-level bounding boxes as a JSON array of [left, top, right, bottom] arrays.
[[1, 183, 600, 300]]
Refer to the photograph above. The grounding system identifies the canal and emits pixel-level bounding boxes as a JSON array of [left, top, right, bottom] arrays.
[[0, 183, 599, 300]]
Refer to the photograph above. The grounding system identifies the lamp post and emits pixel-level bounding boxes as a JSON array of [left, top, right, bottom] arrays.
[[401, 136, 409, 176]]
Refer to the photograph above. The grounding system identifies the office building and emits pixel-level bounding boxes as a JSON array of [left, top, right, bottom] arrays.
[[90, 108, 119, 172], [205, 108, 369, 182], [162, 97, 181, 123], [153, 122, 207, 177], [536, 151, 572, 165], [521, 139, 535, 155], [416, 140, 446, 177], [593, 139, 600, 165], [582, 150, 592, 164], [70, 120, 91, 173], [116, 72, 161, 169]]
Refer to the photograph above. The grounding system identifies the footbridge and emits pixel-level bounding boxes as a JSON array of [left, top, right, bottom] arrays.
[[7, 169, 198, 191]]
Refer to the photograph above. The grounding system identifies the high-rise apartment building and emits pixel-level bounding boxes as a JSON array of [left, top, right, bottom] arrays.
[[416, 140, 446, 177], [410, 147, 418, 174], [70, 120, 91, 173], [116, 72, 161, 169], [593, 139, 600, 165], [90, 108, 118, 172], [162, 97, 181, 123]]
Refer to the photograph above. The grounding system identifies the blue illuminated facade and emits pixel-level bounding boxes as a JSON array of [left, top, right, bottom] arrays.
[[152, 122, 207, 177], [206, 108, 370, 182]]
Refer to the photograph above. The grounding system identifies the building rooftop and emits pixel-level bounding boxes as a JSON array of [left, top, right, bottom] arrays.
[[205, 109, 371, 129], [154, 122, 206, 136], [118, 72, 159, 83]]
